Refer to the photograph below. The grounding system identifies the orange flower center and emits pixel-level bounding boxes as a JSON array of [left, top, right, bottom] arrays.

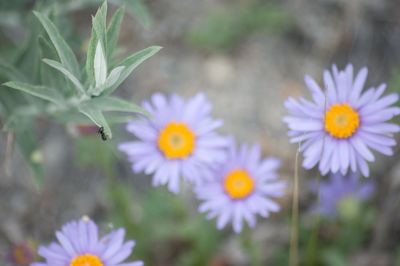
[[158, 122, 195, 159], [70, 254, 103, 266], [224, 169, 255, 199], [325, 103, 360, 139]]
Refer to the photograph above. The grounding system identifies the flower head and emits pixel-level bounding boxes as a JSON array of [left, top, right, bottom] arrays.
[[194, 140, 286, 233], [284, 64, 400, 176], [6, 241, 36, 266], [119, 93, 229, 193], [31, 217, 143, 266], [311, 172, 375, 217]]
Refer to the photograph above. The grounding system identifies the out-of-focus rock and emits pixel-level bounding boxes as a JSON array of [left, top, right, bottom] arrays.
[[222, 236, 248, 266], [204, 56, 235, 86]]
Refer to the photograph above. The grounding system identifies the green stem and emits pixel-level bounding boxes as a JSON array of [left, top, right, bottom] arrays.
[[289, 144, 300, 266]]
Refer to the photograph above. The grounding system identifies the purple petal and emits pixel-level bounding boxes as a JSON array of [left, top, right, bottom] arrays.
[[350, 136, 375, 162], [349, 67, 368, 103], [323, 70, 337, 103]]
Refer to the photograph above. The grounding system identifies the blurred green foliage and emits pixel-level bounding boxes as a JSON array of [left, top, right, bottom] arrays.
[[186, 0, 293, 52], [395, 248, 400, 266], [0, 0, 152, 29], [272, 200, 375, 266]]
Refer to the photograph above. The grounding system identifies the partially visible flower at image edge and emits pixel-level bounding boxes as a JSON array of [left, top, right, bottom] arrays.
[[284, 64, 400, 176], [31, 217, 143, 266], [119, 93, 229, 193], [194, 139, 286, 233], [311, 172, 375, 217], [6, 241, 36, 266]]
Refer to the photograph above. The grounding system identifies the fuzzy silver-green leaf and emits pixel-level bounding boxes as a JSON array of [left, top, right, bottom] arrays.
[[42, 59, 85, 95], [83, 95, 149, 115], [33, 11, 80, 79], [78, 105, 112, 139], [103, 46, 162, 95], [3, 81, 64, 105]]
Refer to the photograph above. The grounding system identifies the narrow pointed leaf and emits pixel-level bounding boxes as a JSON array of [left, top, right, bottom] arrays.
[[83, 96, 149, 115], [78, 105, 112, 139], [33, 11, 80, 78], [92, 1, 108, 55], [87, 1, 108, 89], [94, 41, 107, 88], [42, 59, 85, 94], [124, 0, 152, 28], [104, 66, 124, 88], [89, 66, 125, 96], [38, 36, 69, 93], [106, 6, 124, 62], [85, 26, 97, 85], [54, 111, 141, 124], [3, 81, 64, 105], [103, 46, 162, 95]]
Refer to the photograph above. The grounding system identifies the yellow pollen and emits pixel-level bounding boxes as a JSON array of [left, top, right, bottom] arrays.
[[70, 254, 103, 266], [224, 169, 255, 199], [325, 103, 360, 139], [158, 122, 195, 159]]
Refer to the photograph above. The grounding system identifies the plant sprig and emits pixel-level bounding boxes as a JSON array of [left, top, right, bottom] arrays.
[[1, 1, 160, 186], [4, 1, 161, 140]]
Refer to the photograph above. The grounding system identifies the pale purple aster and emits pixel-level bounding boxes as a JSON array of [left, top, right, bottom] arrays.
[[311, 172, 375, 217], [284, 64, 400, 176], [194, 140, 286, 233], [119, 93, 229, 193], [31, 218, 143, 266]]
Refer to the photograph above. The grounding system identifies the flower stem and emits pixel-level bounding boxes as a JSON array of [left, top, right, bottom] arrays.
[[289, 143, 301, 266]]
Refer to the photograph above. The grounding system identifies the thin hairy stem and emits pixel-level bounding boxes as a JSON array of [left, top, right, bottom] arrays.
[[289, 142, 301, 266]]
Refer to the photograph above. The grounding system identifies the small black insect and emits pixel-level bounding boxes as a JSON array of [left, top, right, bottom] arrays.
[[98, 126, 108, 141]]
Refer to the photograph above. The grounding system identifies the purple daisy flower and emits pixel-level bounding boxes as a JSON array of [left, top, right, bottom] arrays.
[[119, 93, 229, 193], [311, 172, 375, 217], [284, 64, 400, 176], [31, 217, 143, 266], [194, 140, 286, 233]]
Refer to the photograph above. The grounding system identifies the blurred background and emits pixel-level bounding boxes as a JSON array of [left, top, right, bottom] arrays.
[[1, 0, 400, 265]]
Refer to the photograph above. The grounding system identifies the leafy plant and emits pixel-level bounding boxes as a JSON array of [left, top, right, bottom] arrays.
[[0, 1, 161, 185]]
